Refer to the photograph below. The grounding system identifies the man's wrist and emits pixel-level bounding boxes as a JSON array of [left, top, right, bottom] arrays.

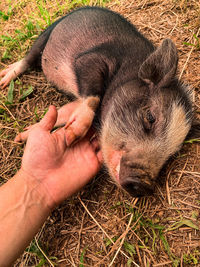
[[0, 169, 54, 266], [17, 168, 56, 211]]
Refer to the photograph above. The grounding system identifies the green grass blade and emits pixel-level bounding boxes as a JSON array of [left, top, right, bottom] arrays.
[[184, 139, 200, 144], [20, 85, 34, 100], [167, 219, 199, 231], [79, 246, 87, 267], [7, 80, 14, 104], [123, 241, 136, 257]]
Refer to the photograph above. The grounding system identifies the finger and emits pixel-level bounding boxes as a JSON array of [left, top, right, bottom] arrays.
[[39, 105, 58, 131], [90, 136, 100, 152], [14, 130, 29, 142], [51, 127, 67, 147], [97, 150, 103, 164], [14, 123, 39, 143], [55, 101, 80, 128], [23, 125, 35, 131]]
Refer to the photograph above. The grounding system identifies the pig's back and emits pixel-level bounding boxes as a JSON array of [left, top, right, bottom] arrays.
[[42, 6, 154, 93], [44, 7, 145, 56]]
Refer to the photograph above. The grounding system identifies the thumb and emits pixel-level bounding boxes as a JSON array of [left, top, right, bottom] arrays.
[[39, 105, 58, 131]]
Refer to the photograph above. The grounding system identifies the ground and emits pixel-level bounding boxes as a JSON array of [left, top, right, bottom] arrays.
[[0, 0, 200, 266]]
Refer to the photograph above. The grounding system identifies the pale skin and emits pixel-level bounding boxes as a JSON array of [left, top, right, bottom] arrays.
[[0, 105, 102, 267]]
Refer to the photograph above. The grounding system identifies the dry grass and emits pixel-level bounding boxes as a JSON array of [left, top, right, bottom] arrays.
[[0, 0, 200, 266]]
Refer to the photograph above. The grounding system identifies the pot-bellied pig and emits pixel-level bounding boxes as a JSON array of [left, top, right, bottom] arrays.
[[0, 6, 194, 197]]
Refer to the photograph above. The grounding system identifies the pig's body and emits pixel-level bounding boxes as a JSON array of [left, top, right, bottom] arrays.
[[40, 7, 154, 104], [0, 7, 193, 197]]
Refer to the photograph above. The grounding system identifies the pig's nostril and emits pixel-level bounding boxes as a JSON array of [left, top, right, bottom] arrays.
[[121, 177, 154, 197]]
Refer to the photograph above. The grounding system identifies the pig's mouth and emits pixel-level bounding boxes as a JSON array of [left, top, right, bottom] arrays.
[[103, 146, 155, 197], [120, 176, 155, 197], [117, 160, 156, 197], [113, 160, 155, 197]]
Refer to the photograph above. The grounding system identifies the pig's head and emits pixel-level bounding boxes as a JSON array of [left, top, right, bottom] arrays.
[[101, 39, 193, 197]]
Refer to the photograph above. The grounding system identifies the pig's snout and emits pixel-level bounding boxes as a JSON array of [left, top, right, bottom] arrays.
[[119, 158, 155, 197], [120, 176, 154, 197]]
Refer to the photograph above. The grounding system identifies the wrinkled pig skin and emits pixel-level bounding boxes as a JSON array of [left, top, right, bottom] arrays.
[[0, 7, 195, 197]]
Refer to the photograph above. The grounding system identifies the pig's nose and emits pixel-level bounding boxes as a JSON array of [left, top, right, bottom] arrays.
[[120, 176, 154, 197]]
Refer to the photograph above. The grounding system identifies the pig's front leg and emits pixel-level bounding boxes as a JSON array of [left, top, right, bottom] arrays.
[[54, 96, 99, 146], [14, 101, 79, 142], [62, 50, 114, 145], [14, 97, 99, 144], [63, 96, 99, 145]]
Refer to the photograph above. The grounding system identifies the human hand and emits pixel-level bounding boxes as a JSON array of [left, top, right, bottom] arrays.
[[19, 105, 102, 208]]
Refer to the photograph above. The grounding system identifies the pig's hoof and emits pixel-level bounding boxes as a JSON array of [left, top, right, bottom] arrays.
[[0, 70, 14, 89], [0, 60, 27, 88], [121, 177, 154, 197], [64, 114, 93, 146], [64, 97, 99, 146]]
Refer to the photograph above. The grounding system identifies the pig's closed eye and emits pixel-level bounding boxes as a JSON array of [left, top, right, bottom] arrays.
[[146, 110, 155, 124], [143, 109, 156, 131]]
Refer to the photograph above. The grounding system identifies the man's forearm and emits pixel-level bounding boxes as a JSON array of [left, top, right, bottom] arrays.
[[0, 170, 51, 267]]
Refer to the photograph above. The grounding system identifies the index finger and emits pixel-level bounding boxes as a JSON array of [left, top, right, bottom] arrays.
[[39, 105, 58, 131]]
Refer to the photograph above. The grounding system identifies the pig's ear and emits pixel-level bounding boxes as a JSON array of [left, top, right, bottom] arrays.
[[185, 118, 200, 141], [138, 39, 178, 88]]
